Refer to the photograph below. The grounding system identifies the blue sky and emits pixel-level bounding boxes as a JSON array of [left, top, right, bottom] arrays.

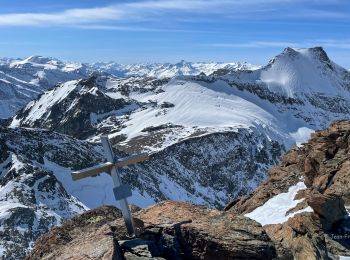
[[0, 0, 349, 67]]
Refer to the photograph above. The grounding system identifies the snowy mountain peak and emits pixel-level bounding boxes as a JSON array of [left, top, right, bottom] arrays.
[[260, 46, 350, 97], [272, 46, 332, 69], [10, 55, 61, 68], [282, 46, 298, 55]]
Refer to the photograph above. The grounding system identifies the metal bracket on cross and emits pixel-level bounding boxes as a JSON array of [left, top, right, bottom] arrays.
[[71, 135, 149, 236]]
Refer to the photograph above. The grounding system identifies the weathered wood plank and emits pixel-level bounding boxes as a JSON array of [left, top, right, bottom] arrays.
[[115, 153, 149, 167], [71, 162, 114, 181], [71, 153, 149, 181]]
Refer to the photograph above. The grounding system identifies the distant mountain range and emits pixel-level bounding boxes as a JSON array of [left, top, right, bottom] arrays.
[[0, 56, 258, 118], [91, 60, 259, 78], [1, 47, 350, 258]]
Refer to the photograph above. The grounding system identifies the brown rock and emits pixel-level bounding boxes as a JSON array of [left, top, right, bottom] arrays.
[[307, 193, 346, 230], [313, 173, 332, 193], [265, 213, 328, 260], [226, 120, 350, 259], [304, 156, 319, 187], [137, 201, 280, 259], [326, 160, 350, 204], [27, 205, 124, 260], [29, 201, 281, 260]]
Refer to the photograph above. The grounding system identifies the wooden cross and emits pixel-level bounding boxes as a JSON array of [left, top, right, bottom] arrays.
[[71, 136, 149, 236]]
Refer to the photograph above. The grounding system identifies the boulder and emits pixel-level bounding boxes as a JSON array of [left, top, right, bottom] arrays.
[[307, 193, 346, 230], [265, 213, 328, 260]]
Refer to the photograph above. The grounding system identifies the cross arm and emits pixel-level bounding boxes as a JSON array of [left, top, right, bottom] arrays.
[[71, 153, 149, 181], [115, 153, 149, 167], [71, 162, 114, 181]]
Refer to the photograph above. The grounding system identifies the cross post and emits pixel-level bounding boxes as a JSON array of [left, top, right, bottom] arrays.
[[71, 135, 149, 237]]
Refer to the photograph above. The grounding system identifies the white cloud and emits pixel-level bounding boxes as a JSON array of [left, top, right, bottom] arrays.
[[0, 0, 346, 28], [204, 39, 350, 49], [206, 41, 300, 48]]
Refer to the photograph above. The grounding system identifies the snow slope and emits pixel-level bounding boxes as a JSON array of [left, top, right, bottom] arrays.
[[115, 78, 294, 150]]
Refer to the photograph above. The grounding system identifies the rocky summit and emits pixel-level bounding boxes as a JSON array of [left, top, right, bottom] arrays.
[[28, 120, 350, 259], [28, 202, 279, 260]]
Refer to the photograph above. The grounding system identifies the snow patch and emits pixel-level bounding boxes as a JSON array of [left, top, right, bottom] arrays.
[[245, 182, 313, 225]]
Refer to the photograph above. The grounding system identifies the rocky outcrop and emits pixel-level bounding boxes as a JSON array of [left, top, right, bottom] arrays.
[[28, 206, 123, 260], [307, 192, 346, 230], [264, 213, 328, 260], [28, 201, 286, 260], [228, 120, 350, 259]]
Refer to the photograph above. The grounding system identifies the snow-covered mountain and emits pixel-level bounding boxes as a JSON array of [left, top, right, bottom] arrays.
[[9, 47, 350, 207], [91, 60, 259, 78], [0, 56, 90, 118], [11, 47, 350, 145], [2, 46, 350, 258], [0, 56, 256, 119]]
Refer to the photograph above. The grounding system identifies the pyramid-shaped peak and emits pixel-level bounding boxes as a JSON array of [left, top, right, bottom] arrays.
[[174, 60, 190, 66], [259, 46, 349, 97], [270, 46, 333, 66]]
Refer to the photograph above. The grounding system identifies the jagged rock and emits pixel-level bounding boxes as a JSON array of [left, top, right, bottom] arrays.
[[29, 201, 282, 260], [265, 213, 327, 260], [230, 121, 350, 216], [228, 120, 350, 259]]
